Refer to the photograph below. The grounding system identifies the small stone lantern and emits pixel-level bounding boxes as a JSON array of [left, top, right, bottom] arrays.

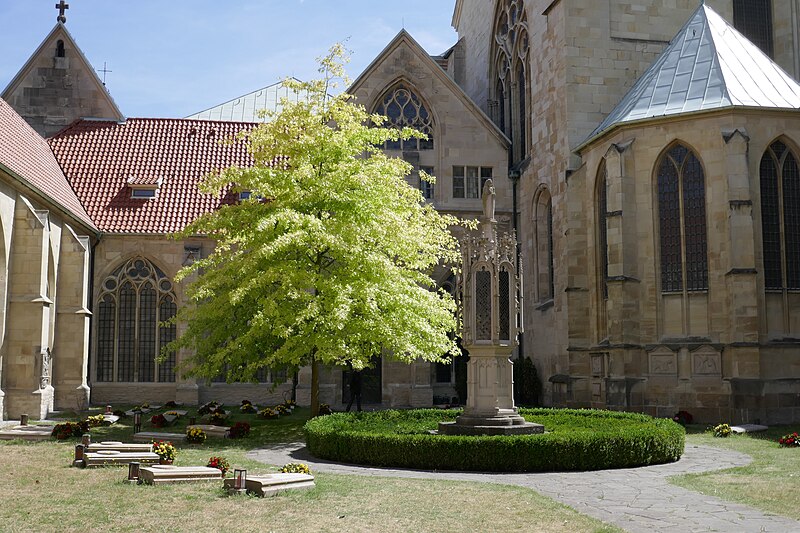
[[439, 180, 542, 436]]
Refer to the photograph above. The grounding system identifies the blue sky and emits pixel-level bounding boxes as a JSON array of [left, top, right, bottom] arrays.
[[0, 1, 457, 118]]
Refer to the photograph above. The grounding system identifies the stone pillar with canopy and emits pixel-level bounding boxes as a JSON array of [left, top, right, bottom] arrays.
[[439, 180, 542, 436]]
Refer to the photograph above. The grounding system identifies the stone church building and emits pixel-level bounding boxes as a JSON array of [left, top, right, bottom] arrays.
[[1, 1, 800, 423]]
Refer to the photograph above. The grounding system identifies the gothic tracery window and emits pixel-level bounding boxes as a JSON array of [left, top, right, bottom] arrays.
[[657, 144, 708, 293], [733, 0, 774, 58], [374, 85, 433, 151], [96, 257, 177, 383], [492, 0, 530, 163], [761, 140, 800, 290]]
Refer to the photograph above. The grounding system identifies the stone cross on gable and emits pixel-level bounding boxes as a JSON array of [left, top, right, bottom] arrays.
[[56, 1, 69, 23]]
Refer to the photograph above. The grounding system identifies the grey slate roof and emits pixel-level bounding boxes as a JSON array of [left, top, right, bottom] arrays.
[[582, 4, 800, 148], [185, 78, 308, 122]]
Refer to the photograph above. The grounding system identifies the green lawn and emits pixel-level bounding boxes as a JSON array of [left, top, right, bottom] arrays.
[[672, 426, 800, 520], [0, 406, 618, 532]]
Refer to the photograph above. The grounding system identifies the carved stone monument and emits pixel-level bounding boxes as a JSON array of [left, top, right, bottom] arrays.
[[439, 180, 543, 436]]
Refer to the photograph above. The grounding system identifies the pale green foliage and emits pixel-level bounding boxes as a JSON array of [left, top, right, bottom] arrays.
[[169, 44, 464, 383]]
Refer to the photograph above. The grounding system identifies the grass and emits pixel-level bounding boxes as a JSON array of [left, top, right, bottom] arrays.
[[671, 425, 800, 520], [0, 405, 619, 533]]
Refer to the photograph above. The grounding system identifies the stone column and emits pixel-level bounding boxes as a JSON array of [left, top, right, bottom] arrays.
[[5, 197, 54, 420], [564, 166, 591, 405], [0, 188, 12, 422], [52, 225, 92, 411], [603, 141, 644, 398], [722, 130, 760, 381]]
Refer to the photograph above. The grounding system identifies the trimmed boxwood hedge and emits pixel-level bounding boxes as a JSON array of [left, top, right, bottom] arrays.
[[304, 408, 684, 472]]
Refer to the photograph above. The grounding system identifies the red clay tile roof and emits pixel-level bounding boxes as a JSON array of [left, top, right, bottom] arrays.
[[0, 98, 96, 231], [48, 118, 256, 234]]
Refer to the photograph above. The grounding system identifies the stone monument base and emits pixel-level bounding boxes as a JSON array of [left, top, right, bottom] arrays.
[[438, 409, 544, 436]]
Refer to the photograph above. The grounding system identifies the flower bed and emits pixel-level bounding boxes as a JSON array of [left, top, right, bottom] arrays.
[[228, 422, 251, 439], [207, 456, 230, 474], [304, 408, 685, 472], [779, 431, 800, 447]]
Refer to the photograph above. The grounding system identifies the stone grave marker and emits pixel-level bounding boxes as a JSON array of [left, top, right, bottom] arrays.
[[139, 465, 223, 485], [132, 431, 185, 443], [0, 424, 53, 441], [86, 441, 154, 453], [82, 449, 160, 467], [223, 473, 315, 497], [162, 410, 188, 424], [187, 424, 229, 438], [731, 424, 769, 434]]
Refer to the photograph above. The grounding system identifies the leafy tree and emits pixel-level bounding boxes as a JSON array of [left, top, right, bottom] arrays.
[[169, 45, 465, 416]]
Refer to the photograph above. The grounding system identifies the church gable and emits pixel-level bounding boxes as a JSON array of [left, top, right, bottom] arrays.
[[2, 23, 124, 138], [349, 30, 509, 152]]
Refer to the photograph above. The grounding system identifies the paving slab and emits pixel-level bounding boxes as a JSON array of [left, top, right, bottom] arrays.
[[249, 443, 800, 533]]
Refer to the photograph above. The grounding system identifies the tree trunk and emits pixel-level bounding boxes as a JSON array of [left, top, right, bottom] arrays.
[[310, 348, 319, 417]]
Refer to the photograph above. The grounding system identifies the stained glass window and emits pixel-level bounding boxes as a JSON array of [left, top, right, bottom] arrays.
[[375, 85, 433, 151], [96, 257, 177, 382], [158, 296, 177, 382], [657, 144, 708, 293], [96, 295, 115, 382], [493, 0, 529, 163], [733, 0, 774, 58], [762, 141, 800, 290]]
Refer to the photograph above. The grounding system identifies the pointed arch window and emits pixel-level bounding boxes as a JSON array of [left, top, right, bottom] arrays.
[[374, 84, 433, 151], [761, 140, 800, 290], [96, 257, 177, 383], [657, 144, 708, 293], [492, 0, 530, 163], [535, 189, 554, 302]]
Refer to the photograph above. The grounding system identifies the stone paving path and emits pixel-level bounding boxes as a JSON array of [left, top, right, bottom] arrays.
[[249, 443, 800, 532]]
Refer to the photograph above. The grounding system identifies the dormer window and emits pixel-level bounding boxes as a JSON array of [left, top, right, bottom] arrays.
[[239, 190, 252, 201], [131, 188, 156, 199], [127, 175, 161, 199]]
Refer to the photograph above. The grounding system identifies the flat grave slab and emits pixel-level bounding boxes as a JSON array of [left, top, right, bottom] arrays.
[[101, 414, 120, 425], [731, 424, 769, 434], [0, 425, 53, 441], [187, 424, 229, 438], [124, 405, 161, 416], [86, 441, 153, 453], [132, 431, 185, 443], [162, 410, 188, 423], [224, 473, 315, 497], [83, 450, 160, 467], [139, 465, 223, 485]]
